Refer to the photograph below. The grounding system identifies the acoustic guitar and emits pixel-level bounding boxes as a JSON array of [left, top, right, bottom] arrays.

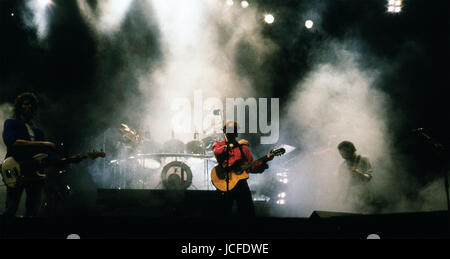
[[211, 147, 285, 191]]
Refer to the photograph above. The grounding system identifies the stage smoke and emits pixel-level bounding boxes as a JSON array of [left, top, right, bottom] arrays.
[[138, 0, 277, 143], [279, 43, 396, 216], [77, 0, 134, 33], [24, 0, 53, 40]]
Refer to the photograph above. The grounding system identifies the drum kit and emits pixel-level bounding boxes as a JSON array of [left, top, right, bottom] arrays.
[[107, 123, 221, 190]]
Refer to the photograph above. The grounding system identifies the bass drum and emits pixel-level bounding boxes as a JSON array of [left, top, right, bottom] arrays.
[[160, 161, 193, 190]]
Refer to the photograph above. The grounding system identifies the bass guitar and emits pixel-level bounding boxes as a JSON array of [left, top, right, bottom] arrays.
[[211, 147, 285, 191], [1, 151, 105, 188]]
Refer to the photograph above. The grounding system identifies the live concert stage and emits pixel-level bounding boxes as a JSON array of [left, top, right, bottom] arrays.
[[1, 0, 449, 242]]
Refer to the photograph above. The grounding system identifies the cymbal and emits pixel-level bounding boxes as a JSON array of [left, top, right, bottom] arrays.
[[119, 123, 150, 145], [120, 123, 134, 133], [122, 132, 140, 144]]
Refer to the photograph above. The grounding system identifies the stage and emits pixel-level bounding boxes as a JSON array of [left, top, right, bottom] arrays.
[[1, 212, 448, 239], [0, 189, 448, 239]]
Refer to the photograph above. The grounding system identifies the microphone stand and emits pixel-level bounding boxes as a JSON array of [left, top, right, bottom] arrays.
[[216, 109, 231, 193], [215, 109, 232, 216], [414, 129, 449, 212], [224, 133, 230, 192]]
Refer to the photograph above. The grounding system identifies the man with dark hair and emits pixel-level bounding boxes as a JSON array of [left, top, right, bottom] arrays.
[[337, 141, 372, 181], [337, 140, 373, 211], [212, 120, 273, 217], [2, 92, 57, 217]]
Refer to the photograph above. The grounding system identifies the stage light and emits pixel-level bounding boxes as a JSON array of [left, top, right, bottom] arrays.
[[387, 0, 402, 13], [241, 1, 249, 8], [11, 13, 14, 17], [278, 178, 288, 184], [276, 199, 285, 205], [264, 14, 274, 24], [226, 0, 234, 6], [277, 192, 286, 198], [276, 170, 289, 184], [253, 195, 270, 202], [305, 20, 314, 29]]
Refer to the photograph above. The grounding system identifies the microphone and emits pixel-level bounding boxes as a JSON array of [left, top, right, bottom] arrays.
[[223, 132, 229, 143], [412, 128, 432, 141], [412, 128, 425, 132]]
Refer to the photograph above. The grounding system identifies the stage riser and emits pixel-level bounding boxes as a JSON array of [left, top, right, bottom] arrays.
[[97, 189, 222, 217], [96, 189, 277, 217], [0, 212, 448, 239]]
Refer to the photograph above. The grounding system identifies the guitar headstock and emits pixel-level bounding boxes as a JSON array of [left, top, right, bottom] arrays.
[[270, 148, 286, 157], [87, 151, 106, 160]]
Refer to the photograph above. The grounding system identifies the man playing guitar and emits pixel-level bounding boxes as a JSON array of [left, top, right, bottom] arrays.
[[212, 120, 274, 217], [2, 92, 81, 217]]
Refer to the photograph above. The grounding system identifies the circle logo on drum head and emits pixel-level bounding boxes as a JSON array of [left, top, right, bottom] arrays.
[[161, 161, 193, 190]]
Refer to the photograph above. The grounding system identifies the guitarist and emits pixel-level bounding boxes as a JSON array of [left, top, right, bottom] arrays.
[[212, 120, 274, 217], [1, 92, 79, 217], [337, 141, 373, 212]]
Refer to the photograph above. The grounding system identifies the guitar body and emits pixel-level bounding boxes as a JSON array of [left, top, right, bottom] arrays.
[[211, 165, 249, 192], [1, 156, 21, 188], [1, 153, 49, 188]]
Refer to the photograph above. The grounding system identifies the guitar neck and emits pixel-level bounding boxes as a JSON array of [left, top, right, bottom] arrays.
[[242, 155, 269, 172], [60, 154, 88, 164]]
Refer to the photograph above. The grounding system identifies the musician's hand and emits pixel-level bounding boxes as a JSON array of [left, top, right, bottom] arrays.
[[267, 152, 275, 160], [238, 139, 249, 146], [351, 167, 361, 174], [351, 167, 372, 180]]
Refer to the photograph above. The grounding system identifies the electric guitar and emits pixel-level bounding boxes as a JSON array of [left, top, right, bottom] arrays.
[[211, 147, 285, 191], [1, 151, 105, 188]]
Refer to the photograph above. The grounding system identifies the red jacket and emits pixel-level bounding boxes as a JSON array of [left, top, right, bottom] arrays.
[[212, 140, 264, 173]]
